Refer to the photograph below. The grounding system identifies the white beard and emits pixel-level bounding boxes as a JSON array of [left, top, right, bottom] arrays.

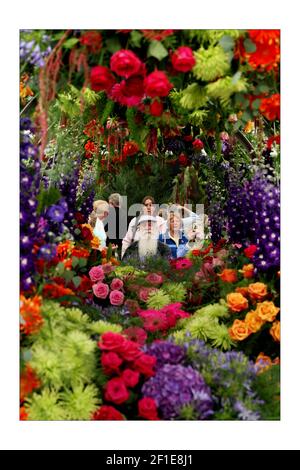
[[138, 235, 158, 259]]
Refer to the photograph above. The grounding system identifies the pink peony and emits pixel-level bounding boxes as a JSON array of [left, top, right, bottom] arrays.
[[138, 287, 159, 302], [111, 278, 124, 290], [171, 46, 196, 72], [89, 265, 105, 282], [145, 273, 164, 285], [109, 290, 125, 306], [92, 282, 109, 299]]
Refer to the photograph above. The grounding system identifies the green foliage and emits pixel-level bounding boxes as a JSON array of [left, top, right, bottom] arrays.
[[163, 282, 187, 303], [125, 107, 144, 149], [179, 83, 208, 110], [25, 389, 66, 420], [146, 290, 171, 309], [36, 184, 62, 214], [253, 365, 280, 420], [100, 99, 114, 126], [60, 384, 100, 420], [193, 46, 230, 82], [189, 110, 209, 127], [206, 74, 248, 107], [147, 40, 168, 61]]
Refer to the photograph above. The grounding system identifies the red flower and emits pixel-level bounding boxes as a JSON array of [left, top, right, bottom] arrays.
[[247, 30, 280, 71], [144, 71, 173, 98], [139, 310, 168, 333], [133, 353, 157, 377], [259, 94, 280, 121], [266, 135, 280, 149], [141, 30, 174, 41], [123, 326, 147, 345], [90, 65, 116, 93], [84, 140, 97, 158], [110, 50, 142, 78], [20, 406, 28, 420], [98, 332, 127, 353], [171, 46, 196, 72], [121, 369, 140, 388], [178, 153, 188, 166], [101, 351, 123, 375], [104, 377, 130, 404], [149, 99, 164, 117], [174, 258, 193, 270], [244, 244, 258, 259], [20, 295, 43, 336], [192, 138, 204, 150], [119, 340, 143, 362], [138, 397, 159, 420], [20, 365, 41, 402], [110, 75, 145, 107], [92, 405, 125, 420], [80, 31, 102, 54], [122, 141, 139, 158], [81, 225, 94, 241]]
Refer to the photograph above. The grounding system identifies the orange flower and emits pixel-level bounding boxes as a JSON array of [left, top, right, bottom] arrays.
[[235, 286, 249, 297], [91, 235, 100, 249], [256, 301, 280, 322], [20, 406, 28, 420], [57, 240, 73, 260], [245, 310, 265, 333], [63, 258, 73, 269], [20, 295, 43, 335], [71, 247, 90, 258], [259, 94, 280, 121], [226, 292, 249, 312], [255, 352, 273, 374], [20, 365, 41, 402], [110, 257, 120, 266], [229, 319, 251, 341], [43, 283, 75, 299], [269, 320, 280, 342], [244, 120, 255, 133], [248, 282, 268, 301], [218, 269, 238, 283], [240, 264, 254, 279]]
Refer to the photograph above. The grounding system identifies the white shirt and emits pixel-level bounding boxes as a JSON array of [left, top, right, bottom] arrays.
[[93, 218, 107, 247]]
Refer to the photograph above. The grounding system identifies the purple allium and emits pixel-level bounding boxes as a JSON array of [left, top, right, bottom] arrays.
[[144, 341, 186, 369], [142, 364, 213, 420]]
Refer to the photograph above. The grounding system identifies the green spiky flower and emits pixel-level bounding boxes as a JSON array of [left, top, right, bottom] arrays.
[[163, 283, 187, 303], [89, 320, 122, 335], [146, 290, 171, 309], [188, 316, 219, 341], [194, 303, 229, 319], [208, 324, 236, 350], [193, 46, 230, 82], [25, 389, 66, 421], [60, 384, 100, 420]]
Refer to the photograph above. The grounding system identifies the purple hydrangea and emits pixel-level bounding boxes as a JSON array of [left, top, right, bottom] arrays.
[[144, 341, 186, 369], [142, 364, 213, 420]]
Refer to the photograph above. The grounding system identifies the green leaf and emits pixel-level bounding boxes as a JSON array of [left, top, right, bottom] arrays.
[[78, 257, 87, 268], [130, 30, 143, 48], [72, 257, 79, 268], [74, 228, 81, 235], [241, 111, 252, 122], [36, 186, 62, 215], [106, 37, 122, 53], [219, 35, 234, 52], [63, 38, 79, 49], [256, 83, 269, 93], [147, 40, 168, 61], [243, 38, 256, 53], [63, 270, 76, 282], [72, 276, 82, 288], [57, 262, 65, 276], [252, 98, 261, 110]]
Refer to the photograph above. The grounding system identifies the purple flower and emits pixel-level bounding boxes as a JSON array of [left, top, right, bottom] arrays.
[[38, 244, 57, 261], [47, 204, 65, 223], [144, 341, 186, 369], [142, 364, 213, 420]]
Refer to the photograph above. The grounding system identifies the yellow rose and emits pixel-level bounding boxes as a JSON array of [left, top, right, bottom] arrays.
[[248, 282, 268, 301], [245, 310, 265, 333], [270, 320, 280, 342], [229, 319, 251, 341], [256, 301, 280, 322], [226, 292, 249, 312]]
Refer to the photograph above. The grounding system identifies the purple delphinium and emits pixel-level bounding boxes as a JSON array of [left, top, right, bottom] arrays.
[[20, 32, 52, 68], [144, 341, 186, 369], [142, 364, 213, 420]]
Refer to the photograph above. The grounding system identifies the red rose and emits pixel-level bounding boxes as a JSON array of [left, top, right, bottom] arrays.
[[178, 153, 188, 166], [244, 244, 258, 259], [101, 351, 123, 374], [149, 99, 164, 117], [110, 50, 142, 78], [110, 75, 145, 107], [92, 405, 125, 420], [138, 397, 159, 420], [81, 225, 93, 241], [144, 71, 173, 98], [90, 65, 116, 93], [98, 332, 127, 352], [192, 138, 204, 150], [133, 353, 156, 377], [171, 46, 196, 72], [119, 340, 143, 362], [121, 369, 140, 388], [80, 31, 102, 54], [104, 377, 130, 404]]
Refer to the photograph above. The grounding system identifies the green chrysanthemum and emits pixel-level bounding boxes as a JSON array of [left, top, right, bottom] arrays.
[[163, 282, 187, 303], [193, 46, 230, 82], [25, 389, 66, 421], [89, 320, 122, 335], [194, 303, 229, 319], [208, 324, 236, 350], [146, 290, 171, 309], [60, 384, 100, 420], [188, 316, 219, 341]]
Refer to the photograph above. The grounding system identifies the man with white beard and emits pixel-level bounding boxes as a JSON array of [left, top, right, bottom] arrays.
[[122, 215, 171, 263]]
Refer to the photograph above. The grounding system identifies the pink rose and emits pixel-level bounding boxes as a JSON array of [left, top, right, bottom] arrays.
[[110, 290, 125, 306], [111, 278, 124, 290], [145, 273, 164, 285], [89, 265, 105, 282], [171, 46, 196, 72], [93, 282, 109, 299], [102, 263, 115, 274], [138, 287, 159, 302]]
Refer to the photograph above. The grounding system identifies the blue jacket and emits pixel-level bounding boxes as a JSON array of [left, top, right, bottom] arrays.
[[159, 231, 189, 259]]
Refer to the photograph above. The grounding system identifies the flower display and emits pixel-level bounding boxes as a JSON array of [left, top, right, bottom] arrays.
[[92, 282, 110, 299], [110, 50, 142, 78], [90, 65, 116, 92], [226, 293, 249, 312], [92, 405, 125, 420], [109, 290, 125, 306], [144, 71, 173, 98], [171, 46, 196, 72]]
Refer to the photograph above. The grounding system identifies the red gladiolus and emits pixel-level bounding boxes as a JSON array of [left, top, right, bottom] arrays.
[[149, 99, 164, 117], [144, 71, 173, 98], [259, 94, 280, 121], [80, 31, 102, 54], [171, 46, 196, 72], [110, 50, 142, 78], [90, 65, 116, 93]]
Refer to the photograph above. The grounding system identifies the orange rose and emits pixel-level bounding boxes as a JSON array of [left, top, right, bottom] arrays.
[[226, 292, 249, 312], [270, 320, 280, 342], [248, 282, 268, 301], [245, 310, 265, 333], [235, 286, 249, 297], [91, 236, 100, 249], [256, 301, 280, 322], [218, 269, 238, 283], [240, 264, 254, 279], [229, 319, 251, 341]]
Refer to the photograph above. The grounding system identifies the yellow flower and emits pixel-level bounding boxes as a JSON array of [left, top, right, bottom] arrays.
[[256, 301, 280, 322], [243, 120, 255, 133], [91, 235, 100, 249], [228, 319, 251, 341], [270, 320, 280, 342], [226, 292, 248, 312], [248, 282, 268, 301], [245, 310, 265, 333]]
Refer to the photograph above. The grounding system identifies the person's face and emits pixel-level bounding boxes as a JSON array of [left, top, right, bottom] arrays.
[[140, 221, 157, 238], [169, 215, 181, 231], [143, 199, 154, 215]]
